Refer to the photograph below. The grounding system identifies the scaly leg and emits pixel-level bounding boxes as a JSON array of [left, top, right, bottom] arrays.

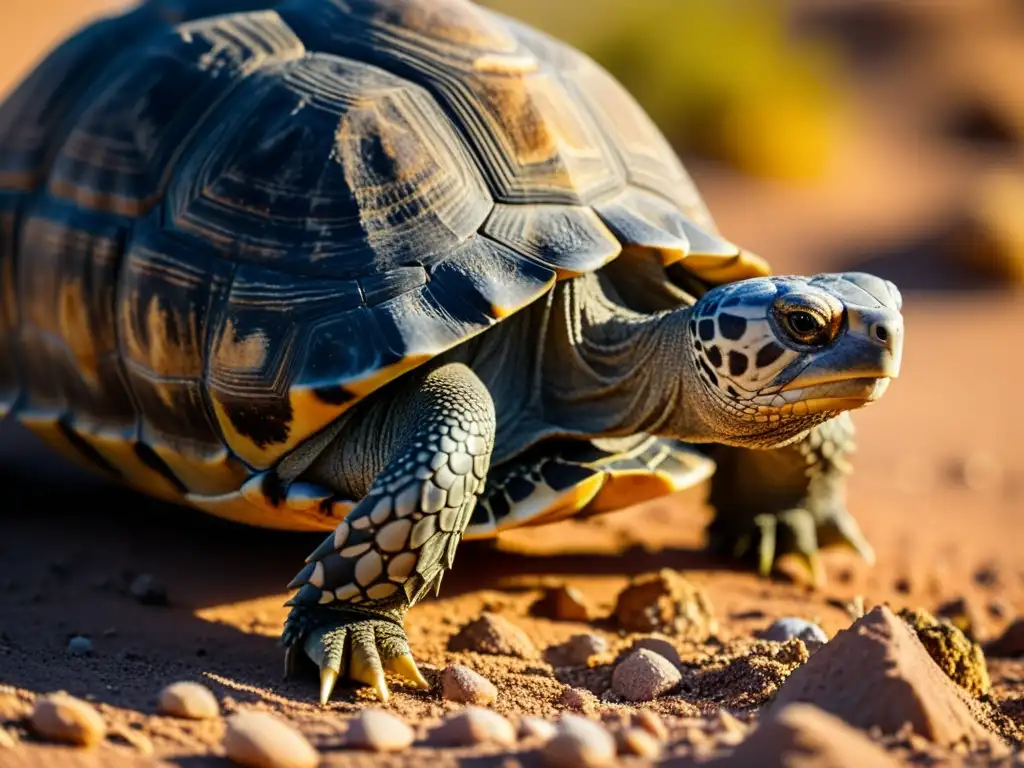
[[283, 362, 495, 703], [704, 412, 873, 584]]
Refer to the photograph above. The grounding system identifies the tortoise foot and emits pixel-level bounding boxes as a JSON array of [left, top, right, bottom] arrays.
[[282, 606, 429, 704], [707, 502, 874, 586]]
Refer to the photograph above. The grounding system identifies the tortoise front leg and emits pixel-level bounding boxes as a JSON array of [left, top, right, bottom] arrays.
[[704, 412, 874, 584], [283, 362, 495, 703]]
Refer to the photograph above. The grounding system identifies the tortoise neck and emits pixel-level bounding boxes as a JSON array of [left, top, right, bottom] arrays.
[[541, 275, 715, 441]]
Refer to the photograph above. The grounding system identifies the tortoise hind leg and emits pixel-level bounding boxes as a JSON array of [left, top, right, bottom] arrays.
[[705, 412, 874, 584], [283, 362, 495, 703]]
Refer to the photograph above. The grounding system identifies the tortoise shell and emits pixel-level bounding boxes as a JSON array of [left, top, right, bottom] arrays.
[[0, 0, 769, 529]]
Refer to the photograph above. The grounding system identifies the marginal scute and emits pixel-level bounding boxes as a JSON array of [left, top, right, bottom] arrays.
[[593, 187, 692, 266], [482, 204, 621, 277]]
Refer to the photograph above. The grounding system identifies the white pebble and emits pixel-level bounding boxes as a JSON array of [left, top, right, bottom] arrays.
[[442, 664, 498, 705], [542, 715, 616, 768], [345, 709, 415, 752], [29, 694, 106, 747], [223, 711, 319, 768], [157, 681, 220, 720], [760, 618, 829, 653], [429, 706, 516, 747]]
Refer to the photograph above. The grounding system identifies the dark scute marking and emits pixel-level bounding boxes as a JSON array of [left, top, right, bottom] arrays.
[[261, 473, 285, 507], [706, 345, 723, 368], [693, 341, 702, 352], [312, 386, 355, 406], [755, 342, 785, 368], [505, 476, 535, 504], [698, 358, 719, 387], [698, 319, 715, 342], [701, 299, 720, 317], [689, 319, 697, 336], [718, 313, 747, 340], [319, 553, 352, 588], [134, 442, 188, 494], [223, 398, 292, 449], [728, 351, 749, 377], [726, 385, 740, 399], [57, 421, 119, 478], [488, 492, 511, 522], [539, 461, 596, 492]]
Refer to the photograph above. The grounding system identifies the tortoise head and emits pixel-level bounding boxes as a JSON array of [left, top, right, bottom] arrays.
[[686, 272, 903, 448]]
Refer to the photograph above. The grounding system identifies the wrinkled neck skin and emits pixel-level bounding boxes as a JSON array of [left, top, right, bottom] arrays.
[[542, 274, 829, 449]]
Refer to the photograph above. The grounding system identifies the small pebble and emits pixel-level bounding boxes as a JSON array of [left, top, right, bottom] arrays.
[[129, 574, 168, 606], [66, 636, 93, 656], [29, 693, 106, 747], [157, 681, 220, 720], [531, 585, 592, 621], [441, 664, 497, 706], [429, 706, 516, 747], [633, 710, 668, 742], [542, 714, 616, 768], [518, 716, 557, 742], [345, 709, 414, 752], [549, 633, 608, 666], [760, 618, 829, 653], [616, 727, 661, 758], [447, 613, 537, 658], [610, 649, 681, 702], [629, 635, 682, 667], [223, 711, 319, 768]]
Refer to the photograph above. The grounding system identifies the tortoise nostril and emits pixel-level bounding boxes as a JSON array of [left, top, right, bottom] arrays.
[[874, 325, 888, 342]]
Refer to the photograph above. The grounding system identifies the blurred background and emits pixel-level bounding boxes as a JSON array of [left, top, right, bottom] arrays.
[[1, 0, 1022, 582]]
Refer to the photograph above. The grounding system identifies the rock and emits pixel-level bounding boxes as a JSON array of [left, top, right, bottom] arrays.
[[715, 703, 900, 767], [441, 664, 497, 706], [987, 619, 1024, 658], [610, 649, 681, 702], [223, 711, 319, 768], [518, 716, 556, 742], [899, 608, 991, 696], [632, 710, 668, 742], [612, 569, 716, 638], [758, 618, 829, 653], [345, 709, 415, 752], [546, 633, 608, 666], [428, 706, 516, 747], [771, 605, 1001, 748], [616, 727, 661, 758], [29, 694, 106, 747], [542, 715, 616, 768], [530, 585, 592, 621], [156, 681, 220, 720], [128, 574, 168, 606], [628, 635, 682, 667], [66, 636, 93, 656], [448, 612, 537, 658]]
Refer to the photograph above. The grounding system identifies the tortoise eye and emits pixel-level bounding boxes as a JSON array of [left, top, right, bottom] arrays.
[[782, 309, 829, 345]]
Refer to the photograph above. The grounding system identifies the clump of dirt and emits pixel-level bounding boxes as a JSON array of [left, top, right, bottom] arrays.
[[771, 606, 1007, 750], [612, 569, 717, 638], [899, 607, 992, 696], [686, 639, 809, 710]]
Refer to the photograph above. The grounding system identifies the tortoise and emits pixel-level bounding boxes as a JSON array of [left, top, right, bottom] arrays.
[[0, 0, 904, 703]]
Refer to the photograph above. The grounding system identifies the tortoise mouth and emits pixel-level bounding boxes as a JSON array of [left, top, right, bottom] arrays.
[[760, 376, 891, 417]]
